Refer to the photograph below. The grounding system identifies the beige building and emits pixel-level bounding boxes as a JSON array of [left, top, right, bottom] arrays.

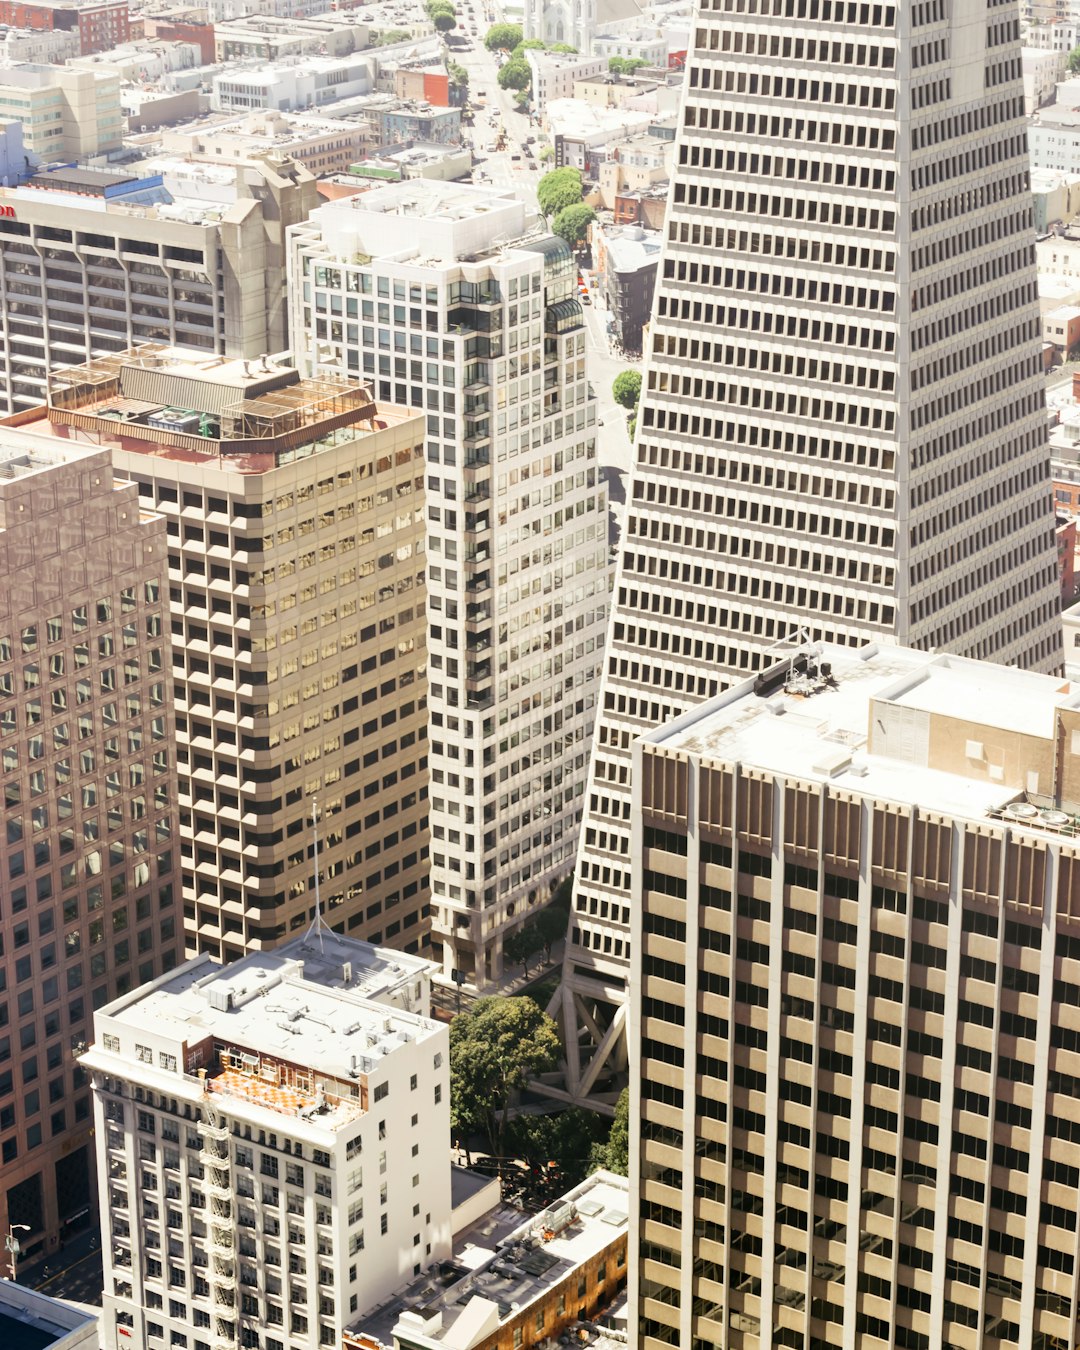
[[0, 153, 317, 414], [160, 110, 367, 179], [0, 63, 122, 158], [571, 73, 657, 109], [9, 345, 432, 964], [213, 12, 368, 61], [0, 434, 182, 1263], [630, 644, 1080, 1349]]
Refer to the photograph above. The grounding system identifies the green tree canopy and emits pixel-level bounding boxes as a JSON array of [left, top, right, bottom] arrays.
[[448, 60, 468, 87], [609, 55, 647, 75], [485, 21, 523, 50], [589, 1088, 629, 1175], [449, 996, 561, 1155], [511, 37, 546, 55], [612, 369, 641, 410], [433, 12, 457, 31], [498, 58, 531, 90], [511, 1109, 608, 1189], [503, 924, 544, 977], [552, 203, 595, 248], [1069, 44, 1080, 73], [536, 166, 583, 216], [548, 41, 578, 52], [377, 27, 413, 43]]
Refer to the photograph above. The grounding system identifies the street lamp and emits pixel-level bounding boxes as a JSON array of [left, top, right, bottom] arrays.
[[4, 1225, 29, 1281]]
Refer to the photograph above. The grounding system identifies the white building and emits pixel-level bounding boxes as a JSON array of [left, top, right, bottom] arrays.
[[83, 931, 451, 1350], [212, 52, 377, 113], [1031, 108, 1080, 176], [0, 24, 80, 64], [524, 49, 605, 118], [522, 0, 596, 54], [288, 182, 610, 988], [205, 0, 331, 20], [1024, 17, 1080, 48], [1023, 45, 1066, 112], [591, 27, 669, 67], [544, 97, 652, 164]]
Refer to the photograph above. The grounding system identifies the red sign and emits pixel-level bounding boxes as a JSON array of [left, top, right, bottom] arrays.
[[0, 205, 14, 218]]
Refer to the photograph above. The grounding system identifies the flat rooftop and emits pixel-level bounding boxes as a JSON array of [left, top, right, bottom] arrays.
[[653, 645, 1080, 823], [348, 1171, 629, 1350], [0, 1286, 97, 1350], [90, 931, 440, 1129], [348, 178, 519, 221]]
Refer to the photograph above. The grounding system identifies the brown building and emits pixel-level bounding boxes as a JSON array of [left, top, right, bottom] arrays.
[[0, 435, 181, 1259], [7, 344, 432, 966], [344, 1169, 629, 1350], [631, 643, 1080, 1350]]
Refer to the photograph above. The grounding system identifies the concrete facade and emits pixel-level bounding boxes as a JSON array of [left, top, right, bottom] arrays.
[[631, 644, 1080, 1348], [288, 182, 609, 988], [9, 344, 433, 963], [561, 0, 1066, 1104]]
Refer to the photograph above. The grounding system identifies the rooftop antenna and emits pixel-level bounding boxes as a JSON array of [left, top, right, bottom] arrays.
[[304, 797, 332, 952]]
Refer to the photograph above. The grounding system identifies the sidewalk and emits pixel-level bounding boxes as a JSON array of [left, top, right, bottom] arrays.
[[18, 1224, 102, 1303]]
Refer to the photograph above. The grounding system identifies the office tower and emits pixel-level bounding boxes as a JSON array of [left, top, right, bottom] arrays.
[[288, 181, 609, 988], [560, 0, 1065, 1102], [83, 931, 450, 1350], [630, 644, 1080, 1350], [10, 344, 431, 962], [0, 152, 316, 414], [0, 437, 182, 1259]]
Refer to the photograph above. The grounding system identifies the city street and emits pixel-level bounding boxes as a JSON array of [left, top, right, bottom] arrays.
[[444, 19, 642, 522]]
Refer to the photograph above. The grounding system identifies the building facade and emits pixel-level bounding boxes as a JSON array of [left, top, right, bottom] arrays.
[[630, 644, 1080, 1350], [559, 0, 1066, 1104], [289, 182, 609, 987], [0, 63, 122, 159], [0, 435, 181, 1261], [522, 0, 595, 54], [8, 344, 432, 964], [0, 155, 316, 414], [83, 931, 450, 1350]]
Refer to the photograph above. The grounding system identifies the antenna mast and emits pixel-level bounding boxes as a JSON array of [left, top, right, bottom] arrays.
[[304, 797, 331, 951]]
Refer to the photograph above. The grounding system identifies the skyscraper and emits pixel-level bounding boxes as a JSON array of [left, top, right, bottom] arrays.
[[630, 644, 1080, 1349], [9, 344, 432, 963], [289, 182, 609, 989], [0, 435, 182, 1258], [560, 0, 1065, 1100]]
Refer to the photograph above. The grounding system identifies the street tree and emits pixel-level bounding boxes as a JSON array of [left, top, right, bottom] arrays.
[[1069, 44, 1080, 73], [498, 58, 531, 91], [511, 1109, 608, 1189], [433, 12, 457, 31], [503, 924, 544, 977], [612, 369, 641, 410], [449, 996, 561, 1155], [552, 203, 595, 248], [589, 1088, 629, 1175], [536, 166, 582, 216], [485, 21, 523, 50]]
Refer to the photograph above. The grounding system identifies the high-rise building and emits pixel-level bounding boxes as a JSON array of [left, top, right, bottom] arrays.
[[8, 344, 432, 962], [0, 435, 182, 1260], [560, 0, 1066, 1101], [288, 181, 609, 988], [0, 153, 316, 414], [82, 930, 450, 1350], [630, 643, 1080, 1350]]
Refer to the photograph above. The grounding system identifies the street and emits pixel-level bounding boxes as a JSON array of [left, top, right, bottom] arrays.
[[446, 19, 641, 520]]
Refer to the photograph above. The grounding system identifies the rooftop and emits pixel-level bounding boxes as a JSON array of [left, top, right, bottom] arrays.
[[87, 931, 440, 1132], [347, 1171, 629, 1350], [5, 344, 414, 475], [651, 644, 1080, 827], [0, 1284, 98, 1350]]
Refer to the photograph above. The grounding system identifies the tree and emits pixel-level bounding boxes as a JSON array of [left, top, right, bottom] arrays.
[[1069, 44, 1080, 73], [626, 414, 637, 443], [612, 369, 641, 410], [511, 37, 545, 56], [511, 1109, 608, 1190], [538, 144, 554, 163], [448, 60, 468, 90], [433, 12, 457, 31], [609, 55, 647, 75], [536, 166, 582, 216], [377, 27, 412, 43], [503, 924, 543, 977], [498, 58, 531, 91], [449, 996, 561, 1155], [533, 881, 571, 961], [548, 42, 578, 52], [485, 21, 523, 51], [552, 204, 594, 248], [590, 1088, 629, 1175]]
